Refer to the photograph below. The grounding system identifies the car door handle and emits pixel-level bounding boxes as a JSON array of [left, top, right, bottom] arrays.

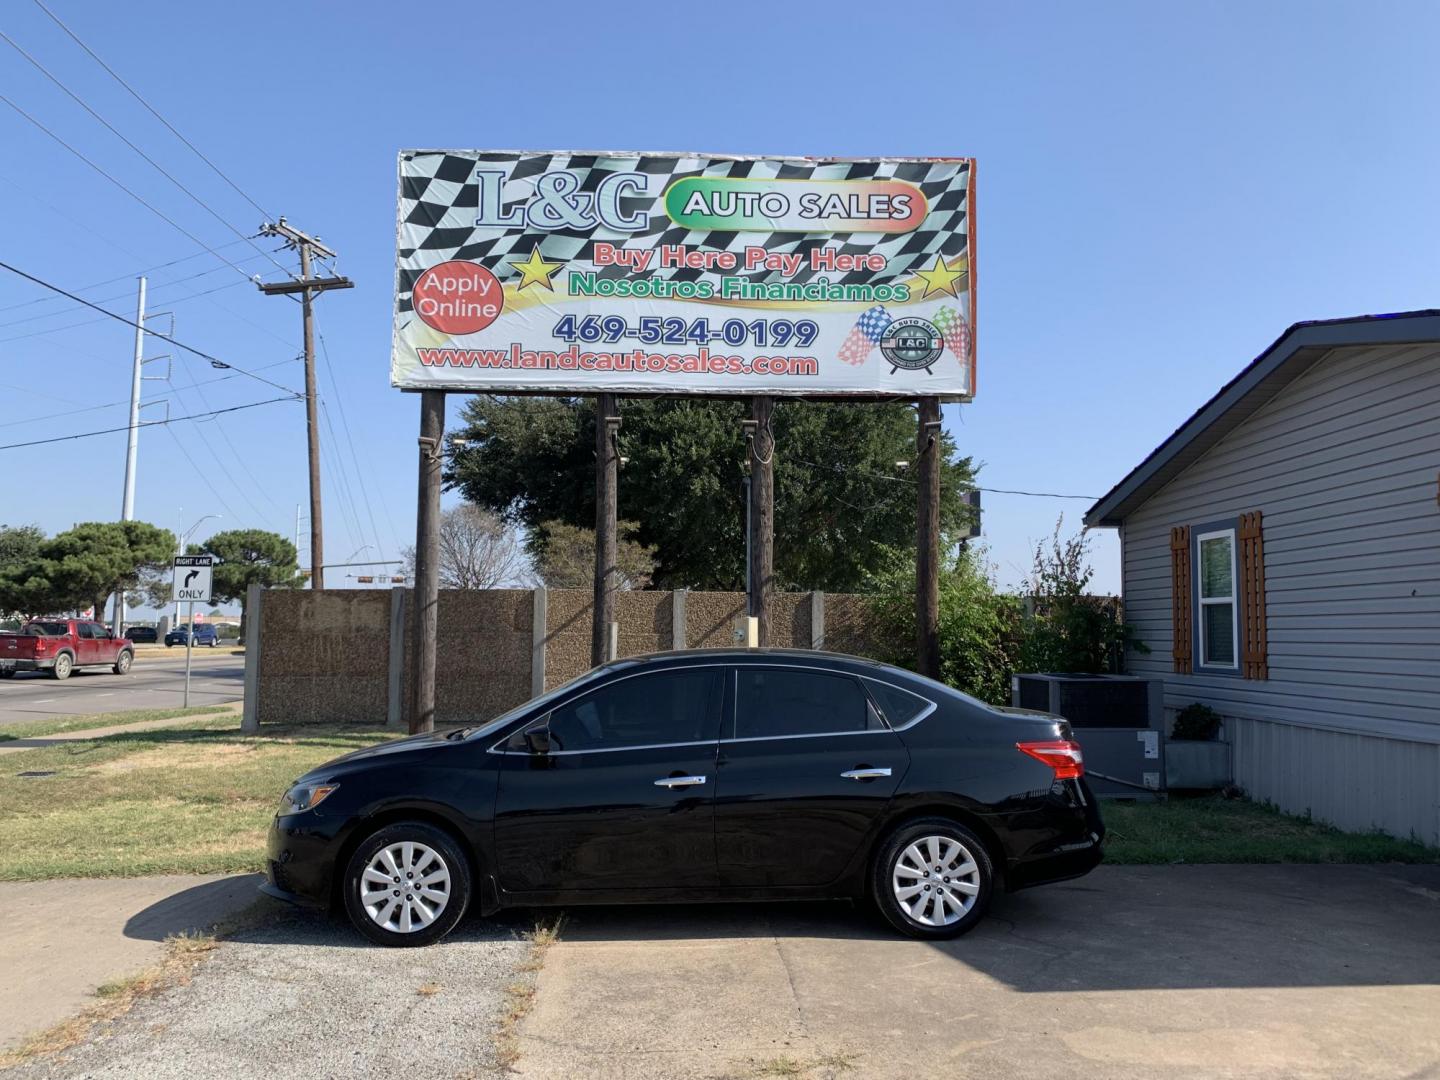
[[654, 775, 707, 789], [841, 768, 892, 781]]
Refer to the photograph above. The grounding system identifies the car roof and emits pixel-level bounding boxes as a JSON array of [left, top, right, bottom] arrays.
[[596, 647, 919, 681]]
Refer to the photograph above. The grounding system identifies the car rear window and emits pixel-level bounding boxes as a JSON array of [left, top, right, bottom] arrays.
[[865, 680, 933, 728], [26, 622, 69, 636]]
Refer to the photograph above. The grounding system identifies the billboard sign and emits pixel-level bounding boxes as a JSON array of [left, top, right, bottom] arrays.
[[392, 151, 975, 399]]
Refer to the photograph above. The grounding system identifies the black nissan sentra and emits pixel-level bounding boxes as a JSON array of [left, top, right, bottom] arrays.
[[264, 649, 1104, 946]]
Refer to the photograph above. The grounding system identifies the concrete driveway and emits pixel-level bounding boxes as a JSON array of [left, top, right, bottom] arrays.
[[514, 864, 1440, 1079]]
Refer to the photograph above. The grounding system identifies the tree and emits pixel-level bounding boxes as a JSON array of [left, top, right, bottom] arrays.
[[533, 520, 656, 590], [866, 544, 1022, 706], [0, 524, 45, 620], [192, 529, 303, 643], [447, 397, 978, 591], [1018, 519, 1143, 674], [0, 521, 173, 619], [400, 505, 530, 589]]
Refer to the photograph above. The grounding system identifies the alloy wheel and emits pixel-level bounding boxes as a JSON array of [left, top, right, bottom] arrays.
[[359, 841, 451, 934], [891, 834, 980, 927]]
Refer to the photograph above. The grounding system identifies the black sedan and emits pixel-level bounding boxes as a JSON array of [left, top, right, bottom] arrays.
[[263, 649, 1104, 946]]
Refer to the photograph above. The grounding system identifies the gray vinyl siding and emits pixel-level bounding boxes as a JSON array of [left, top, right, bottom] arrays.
[[1119, 342, 1440, 845]]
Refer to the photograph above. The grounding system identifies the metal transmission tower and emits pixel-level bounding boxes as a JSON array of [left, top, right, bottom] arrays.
[[256, 219, 352, 589]]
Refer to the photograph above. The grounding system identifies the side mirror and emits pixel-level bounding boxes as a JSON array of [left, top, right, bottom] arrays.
[[524, 728, 552, 755]]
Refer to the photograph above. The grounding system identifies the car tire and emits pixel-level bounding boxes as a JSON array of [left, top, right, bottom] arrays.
[[113, 650, 133, 675], [51, 653, 73, 680], [871, 817, 994, 940], [342, 821, 471, 947], [0, 669, 14, 679]]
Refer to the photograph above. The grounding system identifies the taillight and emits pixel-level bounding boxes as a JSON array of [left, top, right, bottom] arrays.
[[33, 639, 47, 654], [1016, 739, 1084, 780]]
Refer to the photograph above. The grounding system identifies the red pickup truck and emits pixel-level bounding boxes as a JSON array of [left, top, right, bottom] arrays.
[[0, 619, 135, 680]]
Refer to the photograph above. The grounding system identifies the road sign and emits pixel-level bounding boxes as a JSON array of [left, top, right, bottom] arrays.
[[173, 555, 214, 604]]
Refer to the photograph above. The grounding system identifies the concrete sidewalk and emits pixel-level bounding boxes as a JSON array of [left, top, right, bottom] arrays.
[[0, 873, 262, 1053], [514, 864, 1440, 1079]]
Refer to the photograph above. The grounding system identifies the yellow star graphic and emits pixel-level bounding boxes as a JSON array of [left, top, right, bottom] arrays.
[[510, 247, 563, 291], [910, 254, 965, 299]]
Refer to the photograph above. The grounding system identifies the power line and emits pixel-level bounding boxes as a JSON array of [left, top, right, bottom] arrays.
[[0, 259, 302, 397], [32, 0, 273, 222], [0, 356, 298, 429], [0, 255, 277, 330], [0, 396, 298, 451], [0, 90, 264, 287], [790, 456, 1097, 500], [0, 27, 294, 282], [318, 328, 393, 559], [0, 237, 253, 314], [0, 278, 251, 343]]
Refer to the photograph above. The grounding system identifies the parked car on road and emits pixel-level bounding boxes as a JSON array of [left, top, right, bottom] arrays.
[[165, 623, 220, 648], [264, 649, 1105, 947], [123, 625, 158, 643], [0, 619, 134, 680]]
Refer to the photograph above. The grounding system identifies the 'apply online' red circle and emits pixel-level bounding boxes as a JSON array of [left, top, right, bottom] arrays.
[[412, 261, 502, 335]]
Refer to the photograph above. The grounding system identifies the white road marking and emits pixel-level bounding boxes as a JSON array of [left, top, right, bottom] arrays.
[[32, 698, 55, 703]]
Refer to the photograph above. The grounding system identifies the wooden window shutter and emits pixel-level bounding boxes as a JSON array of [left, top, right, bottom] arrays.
[[1169, 525, 1192, 674], [1239, 510, 1269, 679]]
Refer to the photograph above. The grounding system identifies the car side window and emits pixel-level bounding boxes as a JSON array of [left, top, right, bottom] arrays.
[[865, 680, 932, 728], [79, 623, 102, 639], [733, 668, 882, 739], [542, 669, 724, 752]]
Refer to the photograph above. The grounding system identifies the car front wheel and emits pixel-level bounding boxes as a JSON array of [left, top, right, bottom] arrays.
[[871, 817, 994, 940], [113, 650, 133, 675], [342, 822, 471, 947]]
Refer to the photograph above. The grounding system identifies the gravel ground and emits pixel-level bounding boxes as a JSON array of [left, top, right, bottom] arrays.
[[9, 903, 535, 1079]]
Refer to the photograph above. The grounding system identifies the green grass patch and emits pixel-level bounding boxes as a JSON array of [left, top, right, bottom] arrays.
[[0, 718, 394, 880], [1102, 793, 1439, 865], [0, 706, 233, 742]]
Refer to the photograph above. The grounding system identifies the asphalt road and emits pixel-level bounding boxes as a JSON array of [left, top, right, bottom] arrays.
[[0, 650, 244, 725]]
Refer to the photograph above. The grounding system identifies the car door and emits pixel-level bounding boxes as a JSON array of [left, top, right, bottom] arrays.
[[492, 665, 726, 894], [714, 665, 910, 888], [76, 622, 104, 666]]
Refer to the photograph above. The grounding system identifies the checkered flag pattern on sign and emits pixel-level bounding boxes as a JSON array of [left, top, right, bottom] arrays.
[[931, 306, 971, 365], [395, 152, 973, 313], [837, 306, 893, 366]]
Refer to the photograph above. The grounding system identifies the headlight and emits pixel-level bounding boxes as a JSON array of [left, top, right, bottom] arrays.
[[280, 782, 339, 814]]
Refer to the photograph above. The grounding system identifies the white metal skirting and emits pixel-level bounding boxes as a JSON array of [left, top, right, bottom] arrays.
[[1229, 715, 1440, 847]]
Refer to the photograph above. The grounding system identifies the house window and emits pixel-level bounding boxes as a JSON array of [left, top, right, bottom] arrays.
[[1196, 529, 1238, 669]]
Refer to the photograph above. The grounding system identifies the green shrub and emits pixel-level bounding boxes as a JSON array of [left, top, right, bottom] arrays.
[[864, 544, 1022, 706], [1172, 702, 1222, 740]]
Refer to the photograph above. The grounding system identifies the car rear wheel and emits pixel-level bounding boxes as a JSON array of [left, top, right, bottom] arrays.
[[871, 817, 993, 940], [113, 650, 133, 675], [342, 822, 471, 947], [51, 653, 73, 680]]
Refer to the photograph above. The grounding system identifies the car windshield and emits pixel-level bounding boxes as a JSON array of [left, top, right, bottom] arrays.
[[25, 622, 69, 636], [451, 661, 627, 742]]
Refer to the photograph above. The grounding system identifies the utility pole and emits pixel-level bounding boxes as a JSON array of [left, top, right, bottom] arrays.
[[916, 397, 942, 679], [593, 395, 620, 666], [111, 276, 147, 634], [411, 391, 445, 734], [257, 218, 353, 590], [747, 395, 774, 647]]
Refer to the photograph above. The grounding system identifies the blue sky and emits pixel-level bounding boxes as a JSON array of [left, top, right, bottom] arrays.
[[2, 0, 1437, 603]]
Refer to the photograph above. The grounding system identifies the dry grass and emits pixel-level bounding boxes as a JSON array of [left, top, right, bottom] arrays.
[[0, 719, 394, 880], [0, 930, 220, 1069], [495, 913, 566, 1070]]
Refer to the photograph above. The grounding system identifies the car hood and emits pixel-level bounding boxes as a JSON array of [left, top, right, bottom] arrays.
[[295, 728, 460, 781]]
